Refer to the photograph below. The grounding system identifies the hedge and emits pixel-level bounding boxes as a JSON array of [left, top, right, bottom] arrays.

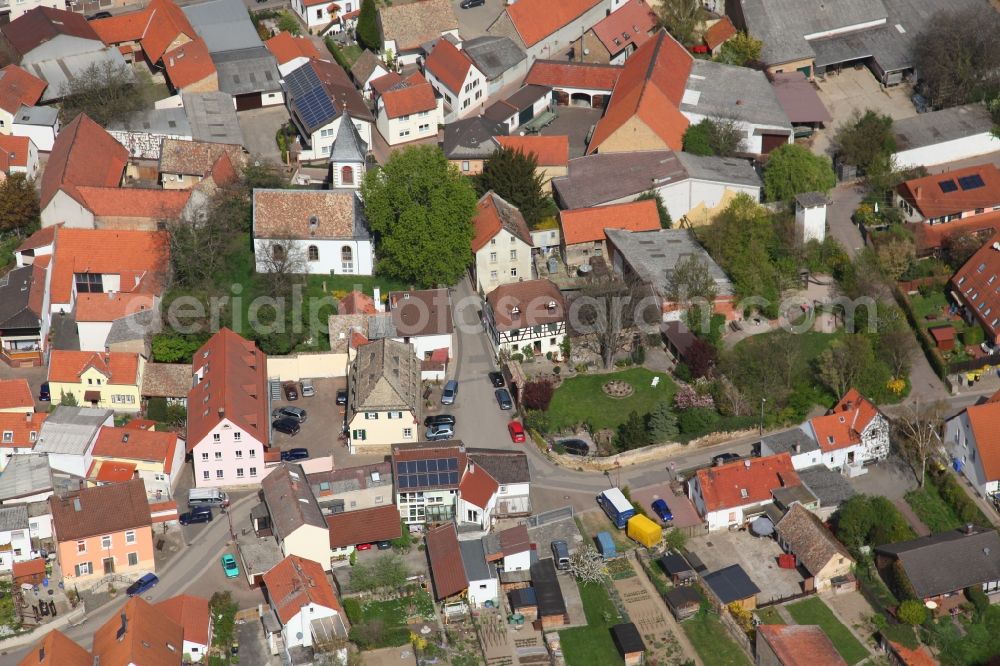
[[928, 465, 991, 528], [893, 285, 948, 381]]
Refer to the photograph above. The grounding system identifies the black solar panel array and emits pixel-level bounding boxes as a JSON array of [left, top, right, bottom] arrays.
[[958, 174, 986, 191], [938, 179, 958, 193], [285, 65, 337, 131], [396, 458, 459, 489]]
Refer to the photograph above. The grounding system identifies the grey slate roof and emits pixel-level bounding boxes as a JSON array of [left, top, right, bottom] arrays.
[[0, 266, 40, 330], [703, 564, 760, 603], [467, 449, 530, 484], [442, 116, 506, 160], [775, 504, 852, 576], [0, 455, 52, 502], [212, 47, 281, 96], [760, 427, 819, 456], [459, 538, 494, 582], [795, 192, 829, 208], [107, 107, 191, 136], [350, 49, 383, 85], [605, 228, 734, 297], [35, 407, 112, 455], [329, 110, 368, 163], [14, 104, 58, 127], [797, 465, 856, 508], [350, 338, 421, 413], [183, 0, 263, 54], [463, 35, 526, 81], [892, 104, 994, 151], [674, 152, 762, 188], [106, 309, 161, 346], [680, 60, 790, 130], [553, 150, 686, 209], [261, 463, 327, 543], [0, 505, 29, 532], [875, 528, 1000, 599], [182, 92, 244, 145]]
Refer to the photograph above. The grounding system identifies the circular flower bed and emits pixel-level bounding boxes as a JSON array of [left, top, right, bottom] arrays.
[[602, 380, 634, 398]]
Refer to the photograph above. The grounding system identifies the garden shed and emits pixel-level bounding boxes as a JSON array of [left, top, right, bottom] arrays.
[[611, 622, 646, 665], [664, 586, 701, 621]]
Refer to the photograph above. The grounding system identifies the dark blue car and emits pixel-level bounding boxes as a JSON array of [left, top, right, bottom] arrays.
[[38, 382, 50, 401], [126, 573, 159, 597], [651, 499, 673, 523]]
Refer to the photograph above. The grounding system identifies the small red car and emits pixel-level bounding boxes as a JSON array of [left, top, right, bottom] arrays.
[[356, 543, 373, 551], [691, 44, 709, 54], [507, 421, 526, 443]]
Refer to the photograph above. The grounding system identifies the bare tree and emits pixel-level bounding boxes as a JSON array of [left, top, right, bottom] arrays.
[[655, 0, 702, 46], [572, 276, 658, 369], [59, 61, 149, 125], [255, 227, 306, 299], [893, 401, 947, 488], [707, 115, 746, 157], [568, 545, 608, 584]]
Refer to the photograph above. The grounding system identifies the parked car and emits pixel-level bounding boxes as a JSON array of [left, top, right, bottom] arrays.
[[272, 418, 301, 436], [712, 452, 741, 466], [551, 540, 570, 570], [426, 424, 454, 441], [283, 381, 299, 401], [376, 540, 392, 550], [272, 406, 307, 423], [356, 543, 372, 551], [280, 447, 310, 461], [460, 0, 485, 7], [221, 554, 240, 578], [424, 414, 456, 427], [86, 11, 112, 19], [300, 380, 315, 397], [336, 389, 348, 405], [488, 371, 505, 387], [651, 499, 673, 522], [38, 382, 50, 401], [557, 439, 589, 456], [508, 421, 526, 443], [126, 573, 159, 597], [179, 507, 213, 525], [441, 380, 458, 405], [495, 388, 513, 410]]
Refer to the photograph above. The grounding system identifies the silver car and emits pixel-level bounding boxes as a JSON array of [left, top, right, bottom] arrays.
[[441, 380, 458, 405], [300, 379, 315, 397], [272, 406, 307, 423]]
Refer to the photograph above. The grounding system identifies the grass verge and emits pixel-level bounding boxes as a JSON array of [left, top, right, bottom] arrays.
[[681, 611, 750, 665], [547, 367, 676, 432], [904, 482, 962, 533]]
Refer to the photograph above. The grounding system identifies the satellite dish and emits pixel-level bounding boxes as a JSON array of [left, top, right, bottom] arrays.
[[925, 600, 938, 610], [296, 632, 303, 640]]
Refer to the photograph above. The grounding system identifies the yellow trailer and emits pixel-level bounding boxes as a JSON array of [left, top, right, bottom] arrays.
[[627, 514, 662, 548]]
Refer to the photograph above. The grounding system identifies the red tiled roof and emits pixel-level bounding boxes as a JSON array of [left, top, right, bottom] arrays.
[[73, 185, 191, 219], [339, 290, 377, 315], [910, 213, 1000, 255], [0, 134, 32, 171], [187, 328, 267, 448], [965, 400, 1000, 482], [425, 523, 468, 599], [142, 0, 198, 64], [424, 38, 473, 94], [18, 630, 91, 666], [560, 199, 660, 245], [16, 225, 58, 253], [49, 478, 152, 542], [155, 594, 210, 646], [40, 114, 128, 209], [326, 505, 402, 548], [163, 38, 216, 89], [472, 191, 532, 252], [90, 11, 148, 44], [703, 16, 737, 50], [495, 135, 569, 166], [486, 279, 565, 330], [49, 228, 169, 304], [897, 164, 1000, 220], [75, 292, 156, 323], [0, 412, 46, 448], [506, 0, 603, 47], [265, 31, 322, 65], [380, 73, 437, 119], [589, 29, 692, 154], [524, 60, 620, 92], [887, 641, 938, 666], [370, 71, 404, 96], [125, 419, 157, 430], [92, 597, 184, 666], [808, 388, 881, 453], [757, 624, 846, 666], [91, 460, 138, 483], [929, 325, 955, 343], [93, 426, 180, 474], [47, 351, 141, 385], [0, 65, 45, 114], [0, 378, 33, 411], [695, 452, 800, 512], [262, 555, 343, 624], [591, 0, 657, 55], [12, 558, 45, 580], [2, 7, 97, 59], [459, 463, 498, 509]]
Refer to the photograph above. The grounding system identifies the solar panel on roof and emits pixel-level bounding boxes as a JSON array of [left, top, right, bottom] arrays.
[[396, 462, 406, 474], [427, 460, 438, 472], [398, 476, 409, 488], [416, 460, 427, 472], [417, 474, 428, 486], [450, 471, 459, 484], [939, 180, 958, 193], [959, 174, 986, 190], [284, 64, 337, 131], [446, 458, 457, 470], [428, 473, 439, 485]]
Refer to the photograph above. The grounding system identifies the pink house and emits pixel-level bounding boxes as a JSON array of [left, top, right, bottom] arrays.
[[188, 328, 270, 488]]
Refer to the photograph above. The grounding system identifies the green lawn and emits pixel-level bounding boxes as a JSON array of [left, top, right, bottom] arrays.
[[904, 482, 962, 533], [305, 274, 411, 302], [559, 582, 624, 666], [681, 611, 751, 665], [353, 589, 435, 648], [547, 368, 676, 432], [755, 607, 785, 625], [785, 597, 868, 665]]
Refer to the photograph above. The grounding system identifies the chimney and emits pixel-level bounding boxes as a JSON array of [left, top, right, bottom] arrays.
[[73, 498, 81, 512], [915, 186, 922, 200], [792, 443, 800, 453], [373, 287, 381, 312], [468, 462, 475, 474], [218, 407, 225, 419]]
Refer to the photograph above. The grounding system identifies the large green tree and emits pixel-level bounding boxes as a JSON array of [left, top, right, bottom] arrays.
[[655, 0, 702, 46], [833, 109, 896, 172], [682, 118, 743, 157], [362, 146, 476, 287], [716, 32, 762, 66], [914, 7, 1000, 109], [763, 144, 836, 202], [356, 0, 381, 52], [476, 146, 551, 228]]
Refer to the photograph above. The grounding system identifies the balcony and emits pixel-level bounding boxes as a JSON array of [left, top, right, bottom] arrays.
[[1, 348, 42, 367]]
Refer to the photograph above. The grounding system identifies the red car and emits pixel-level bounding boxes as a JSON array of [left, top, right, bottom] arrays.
[[356, 543, 373, 551], [507, 421, 526, 443]]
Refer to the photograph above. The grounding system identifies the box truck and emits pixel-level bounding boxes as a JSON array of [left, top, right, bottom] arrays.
[[597, 488, 635, 529]]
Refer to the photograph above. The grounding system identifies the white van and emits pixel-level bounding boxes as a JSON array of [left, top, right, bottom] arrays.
[[188, 488, 229, 508]]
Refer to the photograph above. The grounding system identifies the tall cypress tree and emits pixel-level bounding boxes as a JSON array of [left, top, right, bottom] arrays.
[[356, 0, 381, 52], [476, 146, 549, 228]]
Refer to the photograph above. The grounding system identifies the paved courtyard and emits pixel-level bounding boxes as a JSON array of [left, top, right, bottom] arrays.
[[540, 106, 603, 158], [687, 530, 806, 603], [238, 106, 290, 164]]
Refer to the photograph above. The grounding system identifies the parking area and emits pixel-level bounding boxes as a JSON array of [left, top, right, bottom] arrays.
[[540, 106, 604, 158], [451, 0, 505, 38], [237, 106, 290, 163], [846, 454, 916, 501], [187, 540, 261, 608], [270, 377, 345, 461], [236, 616, 279, 666], [687, 530, 806, 603], [629, 483, 703, 532]]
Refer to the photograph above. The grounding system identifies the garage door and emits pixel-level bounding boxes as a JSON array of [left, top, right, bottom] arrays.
[[518, 106, 534, 126], [555, 90, 569, 106], [235, 94, 263, 111], [761, 133, 790, 155]]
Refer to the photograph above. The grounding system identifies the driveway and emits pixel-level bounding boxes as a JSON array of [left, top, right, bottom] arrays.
[[540, 107, 603, 158], [236, 615, 279, 665], [846, 453, 916, 501], [451, 0, 505, 38], [238, 106, 291, 164]]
